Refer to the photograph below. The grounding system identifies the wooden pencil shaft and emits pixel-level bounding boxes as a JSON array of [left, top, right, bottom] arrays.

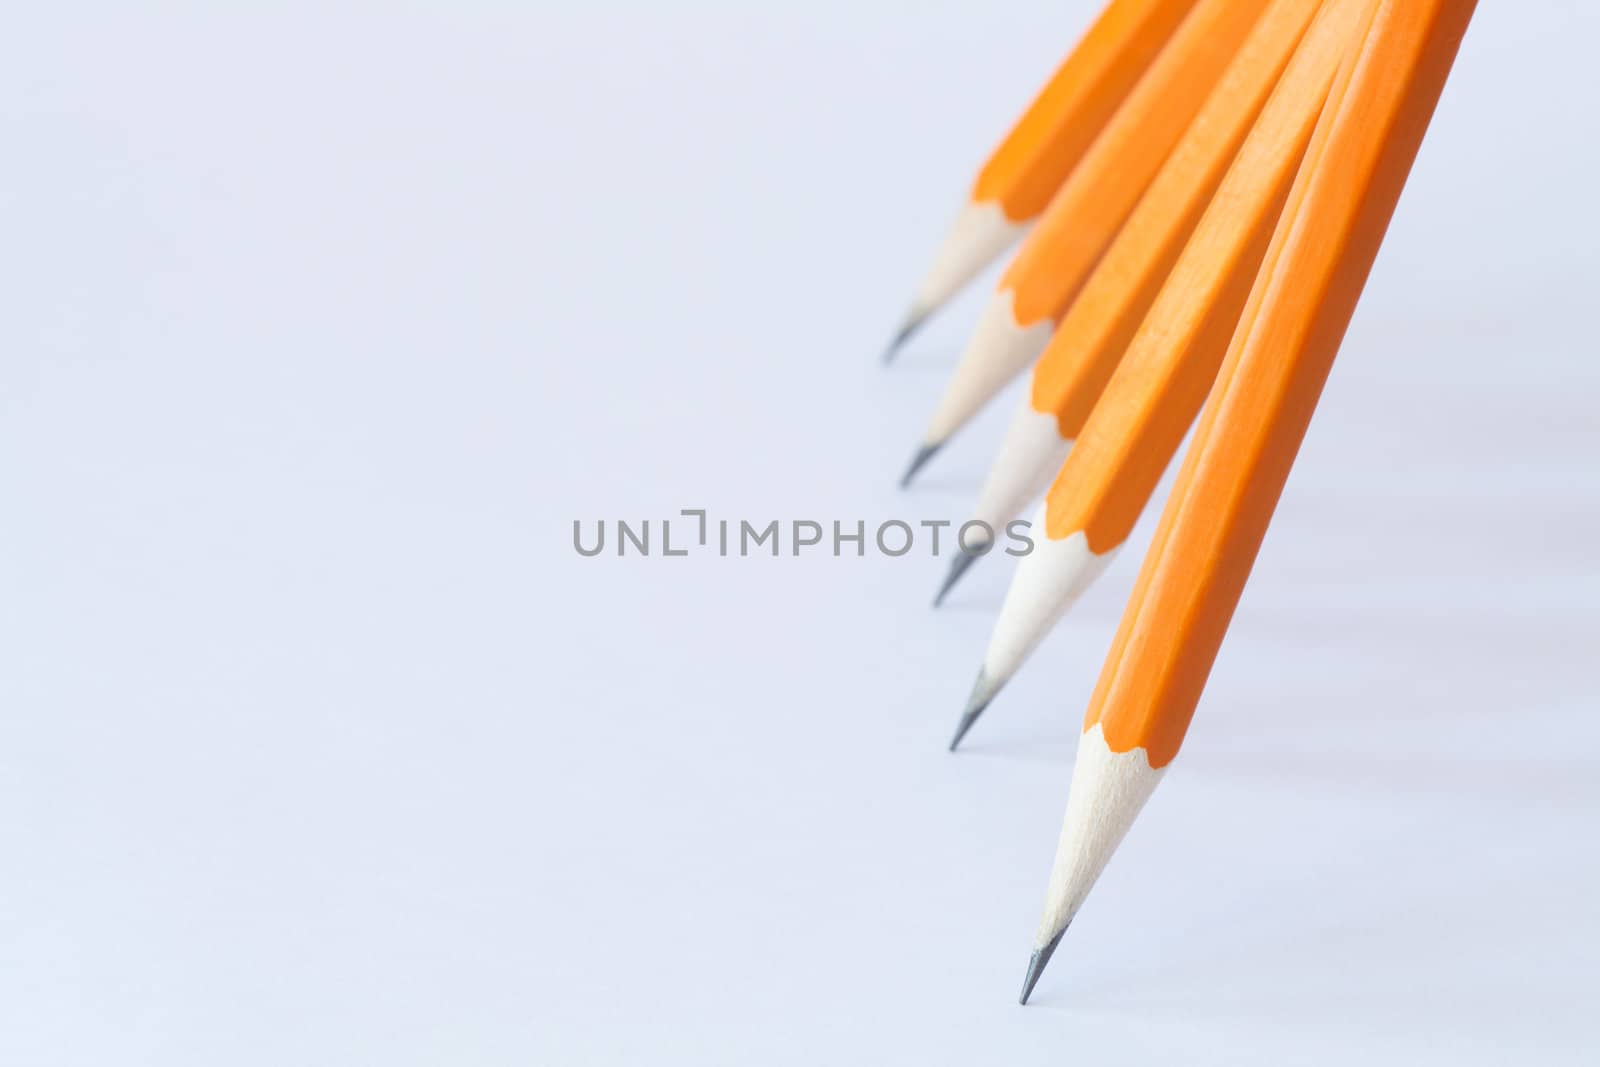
[[975, 0, 1200, 221], [1001, 0, 1275, 326], [892, 0, 1201, 333], [1086, 0, 1478, 768], [1042, 0, 1368, 551], [1028, 0, 1327, 441], [908, 0, 1289, 457]]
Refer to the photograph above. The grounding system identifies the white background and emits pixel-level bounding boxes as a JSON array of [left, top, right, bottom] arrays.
[[3, 2, 1597, 1063]]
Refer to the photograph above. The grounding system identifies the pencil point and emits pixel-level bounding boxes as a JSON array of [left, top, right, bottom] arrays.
[[899, 442, 943, 489], [948, 669, 997, 751], [933, 542, 989, 607], [1019, 928, 1066, 1005], [882, 308, 929, 365]]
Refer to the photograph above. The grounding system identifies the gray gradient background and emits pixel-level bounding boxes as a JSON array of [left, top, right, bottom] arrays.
[[3, 2, 1597, 1063]]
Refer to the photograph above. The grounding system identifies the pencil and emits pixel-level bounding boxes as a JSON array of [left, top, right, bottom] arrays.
[[947, 0, 1368, 749], [883, 0, 1198, 363], [899, 0, 1273, 486], [934, 0, 1329, 604], [1019, 0, 1475, 1004]]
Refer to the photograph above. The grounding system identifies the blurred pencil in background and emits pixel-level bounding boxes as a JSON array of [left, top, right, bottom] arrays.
[[1019, 0, 1476, 1003], [900, 0, 1272, 487], [883, 0, 1199, 363], [950, 0, 1368, 749]]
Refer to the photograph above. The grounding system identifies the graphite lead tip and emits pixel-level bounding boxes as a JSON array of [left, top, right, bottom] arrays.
[[1019, 927, 1066, 1005], [947, 669, 996, 751], [932, 542, 989, 607], [899, 442, 944, 489], [881, 307, 930, 365]]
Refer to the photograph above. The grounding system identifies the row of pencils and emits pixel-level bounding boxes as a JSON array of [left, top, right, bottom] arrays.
[[881, 0, 1475, 1003]]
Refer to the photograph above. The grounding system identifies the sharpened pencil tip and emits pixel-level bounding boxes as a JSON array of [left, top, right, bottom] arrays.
[[948, 669, 996, 751], [881, 308, 930, 365], [933, 542, 989, 607], [899, 442, 944, 489], [1019, 928, 1066, 1005]]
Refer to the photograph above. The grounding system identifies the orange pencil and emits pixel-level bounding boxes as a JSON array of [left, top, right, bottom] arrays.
[[1019, 0, 1476, 1004], [902, 0, 1272, 485], [884, 0, 1198, 362], [936, 0, 1335, 604], [950, 0, 1368, 746]]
